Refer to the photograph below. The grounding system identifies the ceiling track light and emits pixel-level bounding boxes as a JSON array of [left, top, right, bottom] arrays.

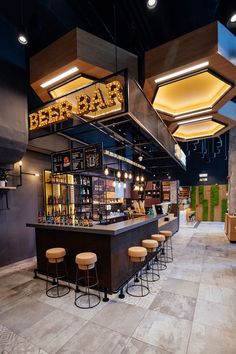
[[155, 61, 209, 84], [174, 109, 213, 120], [177, 115, 213, 125], [40, 67, 79, 88]]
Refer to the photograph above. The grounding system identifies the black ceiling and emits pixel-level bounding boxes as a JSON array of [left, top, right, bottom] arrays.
[[1, 0, 236, 58]]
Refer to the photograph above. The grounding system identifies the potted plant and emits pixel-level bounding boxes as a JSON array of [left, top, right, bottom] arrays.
[[0, 169, 8, 187]]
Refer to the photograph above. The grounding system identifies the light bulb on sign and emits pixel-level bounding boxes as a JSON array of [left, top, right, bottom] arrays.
[[104, 167, 109, 176]]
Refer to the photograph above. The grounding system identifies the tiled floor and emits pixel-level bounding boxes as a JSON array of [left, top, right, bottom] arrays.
[[1, 222, 236, 353]]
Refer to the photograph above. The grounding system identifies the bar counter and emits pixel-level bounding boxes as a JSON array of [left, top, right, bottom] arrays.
[[27, 215, 178, 296]]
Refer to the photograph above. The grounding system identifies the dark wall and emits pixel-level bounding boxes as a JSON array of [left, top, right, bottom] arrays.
[[0, 151, 50, 267]]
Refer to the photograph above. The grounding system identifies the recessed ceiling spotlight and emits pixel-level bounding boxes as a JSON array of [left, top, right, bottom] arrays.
[[17, 26, 28, 45], [230, 14, 236, 23], [147, 0, 157, 9]]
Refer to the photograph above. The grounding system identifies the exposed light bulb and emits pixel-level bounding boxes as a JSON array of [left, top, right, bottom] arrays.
[[18, 26, 28, 45], [104, 167, 109, 176], [124, 182, 127, 189], [230, 14, 236, 23], [124, 172, 128, 179], [141, 176, 144, 182], [117, 170, 121, 178], [19, 160, 22, 167], [35, 173, 40, 177], [147, 0, 157, 9], [113, 180, 116, 187], [136, 176, 140, 182], [128, 172, 132, 180]]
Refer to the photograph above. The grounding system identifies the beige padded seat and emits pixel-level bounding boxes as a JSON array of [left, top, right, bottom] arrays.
[[142, 239, 158, 252], [151, 234, 165, 242], [128, 246, 147, 262], [46, 247, 66, 263], [75, 252, 97, 270], [160, 230, 172, 238]]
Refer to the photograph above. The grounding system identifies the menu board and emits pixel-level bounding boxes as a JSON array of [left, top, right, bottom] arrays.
[[71, 148, 84, 171], [52, 151, 71, 173], [52, 144, 102, 173], [84, 144, 103, 170]]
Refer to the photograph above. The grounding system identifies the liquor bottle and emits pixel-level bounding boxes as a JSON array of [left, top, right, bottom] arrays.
[[46, 211, 51, 224], [89, 212, 93, 227], [51, 210, 55, 224], [37, 211, 42, 223], [79, 215, 83, 226], [83, 214, 89, 227], [55, 210, 60, 225], [42, 212, 46, 223], [74, 214, 79, 226]]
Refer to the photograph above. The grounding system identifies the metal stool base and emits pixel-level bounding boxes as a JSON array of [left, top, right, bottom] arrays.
[[126, 284, 150, 297], [75, 293, 100, 309], [46, 284, 70, 298]]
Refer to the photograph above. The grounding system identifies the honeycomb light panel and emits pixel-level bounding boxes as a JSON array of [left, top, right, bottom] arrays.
[[173, 119, 225, 140], [153, 71, 232, 116]]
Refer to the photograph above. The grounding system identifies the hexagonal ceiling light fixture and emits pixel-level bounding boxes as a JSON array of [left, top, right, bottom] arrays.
[[144, 22, 236, 141]]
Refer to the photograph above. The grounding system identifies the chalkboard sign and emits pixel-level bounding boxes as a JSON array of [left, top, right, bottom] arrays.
[[84, 144, 103, 170], [71, 148, 84, 171], [52, 144, 103, 173], [52, 151, 71, 173]]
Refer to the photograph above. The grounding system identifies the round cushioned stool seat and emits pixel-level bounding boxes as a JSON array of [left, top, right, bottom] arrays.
[[142, 239, 158, 252], [160, 230, 172, 238], [46, 247, 66, 263], [76, 252, 97, 270], [128, 246, 147, 262], [151, 234, 165, 242]]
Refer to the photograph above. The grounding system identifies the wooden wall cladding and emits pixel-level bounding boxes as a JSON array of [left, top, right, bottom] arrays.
[[192, 184, 227, 221]]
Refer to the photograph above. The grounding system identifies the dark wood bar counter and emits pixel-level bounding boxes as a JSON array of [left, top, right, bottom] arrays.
[[27, 215, 177, 296]]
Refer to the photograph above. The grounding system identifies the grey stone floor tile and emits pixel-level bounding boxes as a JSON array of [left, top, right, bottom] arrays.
[[0, 325, 47, 354], [194, 299, 236, 333], [187, 322, 236, 354], [122, 338, 171, 354], [56, 322, 129, 354], [150, 291, 196, 321], [169, 266, 202, 283], [0, 299, 55, 334], [21, 308, 86, 353], [161, 277, 200, 298], [198, 283, 236, 306], [133, 309, 192, 354], [0, 271, 33, 289], [91, 300, 146, 336]]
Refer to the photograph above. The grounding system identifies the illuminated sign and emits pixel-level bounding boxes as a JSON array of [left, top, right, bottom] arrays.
[[29, 80, 124, 131], [175, 144, 186, 167]]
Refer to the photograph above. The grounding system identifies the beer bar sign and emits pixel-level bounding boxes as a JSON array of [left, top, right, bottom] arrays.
[[29, 80, 124, 131]]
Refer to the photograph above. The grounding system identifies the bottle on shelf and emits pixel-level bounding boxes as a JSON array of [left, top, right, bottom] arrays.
[[74, 214, 79, 226], [79, 215, 83, 226], [51, 209, 55, 224], [89, 212, 93, 227], [42, 212, 46, 224], [37, 211, 42, 223], [55, 209, 60, 225], [46, 211, 51, 224], [83, 214, 89, 227]]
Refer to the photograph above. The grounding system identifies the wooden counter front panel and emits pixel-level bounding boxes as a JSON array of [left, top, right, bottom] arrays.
[[35, 220, 158, 292]]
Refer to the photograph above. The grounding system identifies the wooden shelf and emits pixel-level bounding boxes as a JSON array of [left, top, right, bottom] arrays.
[[0, 186, 16, 190]]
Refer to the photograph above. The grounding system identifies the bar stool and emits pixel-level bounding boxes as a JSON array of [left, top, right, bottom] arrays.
[[160, 230, 173, 263], [75, 252, 100, 309], [151, 234, 167, 271], [141, 239, 159, 282], [45, 247, 70, 298], [126, 246, 149, 297]]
